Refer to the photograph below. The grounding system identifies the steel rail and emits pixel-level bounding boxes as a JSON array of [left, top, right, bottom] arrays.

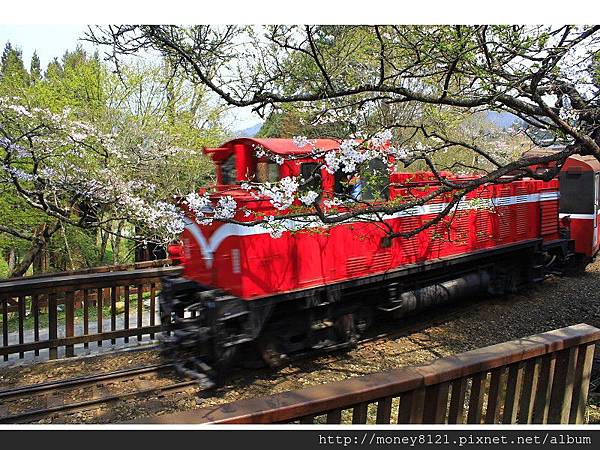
[[0, 362, 173, 400], [0, 379, 198, 423]]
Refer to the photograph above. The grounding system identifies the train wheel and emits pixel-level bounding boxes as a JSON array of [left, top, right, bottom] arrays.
[[258, 336, 289, 369], [354, 307, 373, 335], [335, 313, 357, 344]]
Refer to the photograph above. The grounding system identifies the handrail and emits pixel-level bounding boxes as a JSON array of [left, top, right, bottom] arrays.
[[0, 259, 173, 282], [0, 266, 182, 296]]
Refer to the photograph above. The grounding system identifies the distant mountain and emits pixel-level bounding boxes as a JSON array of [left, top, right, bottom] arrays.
[[487, 111, 522, 129], [234, 123, 263, 137]]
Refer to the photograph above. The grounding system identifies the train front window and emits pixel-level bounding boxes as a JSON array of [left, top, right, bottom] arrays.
[[360, 158, 390, 200], [221, 154, 237, 185], [300, 163, 322, 192], [256, 161, 280, 183], [559, 170, 595, 214]]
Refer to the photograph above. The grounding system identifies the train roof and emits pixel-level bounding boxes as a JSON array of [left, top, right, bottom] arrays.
[[522, 146, 600, 172], [209, 138, 342, 156], [565, 154, 600, 172]]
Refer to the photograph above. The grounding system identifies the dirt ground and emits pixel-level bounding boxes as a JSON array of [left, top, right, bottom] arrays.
[[2, 259, 600, 423]]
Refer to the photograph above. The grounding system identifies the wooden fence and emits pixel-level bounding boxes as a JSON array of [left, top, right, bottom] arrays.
[[0, 264, 181, 361], [137, 324, 600, 424]]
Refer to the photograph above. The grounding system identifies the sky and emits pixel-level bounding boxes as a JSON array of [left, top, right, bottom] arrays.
[[0, 25, 93, 69]]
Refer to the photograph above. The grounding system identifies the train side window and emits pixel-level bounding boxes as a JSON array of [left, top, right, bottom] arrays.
[[334, 171, 360, 199], [299, 163, 322, 192], [256, 161, 280, 183], [360, 158, 390, 201], [333, 159, 389, 201], [221, 154, 237, 185]]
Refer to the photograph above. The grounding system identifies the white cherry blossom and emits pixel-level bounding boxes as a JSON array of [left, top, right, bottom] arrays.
[[214, 196, 237, 219], [299, 190, 319, 206]]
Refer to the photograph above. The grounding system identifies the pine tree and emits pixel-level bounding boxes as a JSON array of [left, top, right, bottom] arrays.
[[45, 57, 63, 79], [0, 42, 29, 86], [30, 51, 41, 84], [0, 42, 13, 76]]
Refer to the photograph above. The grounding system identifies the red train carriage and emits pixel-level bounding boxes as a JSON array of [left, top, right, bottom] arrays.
[[558, 155, 600, 259], [161, 138, 591, 383], [526, 149, 600, 264]]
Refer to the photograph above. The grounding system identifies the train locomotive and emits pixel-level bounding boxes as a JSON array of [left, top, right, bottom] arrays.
[[160, 138, 600, 384]]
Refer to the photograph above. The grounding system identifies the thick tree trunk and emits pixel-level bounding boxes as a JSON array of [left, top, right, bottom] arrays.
[[111, 221, 124, 264], [7, 248, 16, 274], [8, 221, 61, 278], [12, 242, 45, 277], [32, 244, 49, 274], [99, 228, 109, 264]]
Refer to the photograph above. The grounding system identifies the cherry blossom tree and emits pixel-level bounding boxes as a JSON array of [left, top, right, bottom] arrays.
[[82, 25, 600, 238], [0, 98, 185, 276]]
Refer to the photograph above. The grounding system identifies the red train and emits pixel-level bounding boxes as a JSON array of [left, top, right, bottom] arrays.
[[161, 138, 600, 383]]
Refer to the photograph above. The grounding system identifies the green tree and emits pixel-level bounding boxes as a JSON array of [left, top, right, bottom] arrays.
[[29, 51, 41, 84], [0, 42, 14, 73], [1, 44, 228, 276], [0, 42, 29, 93]]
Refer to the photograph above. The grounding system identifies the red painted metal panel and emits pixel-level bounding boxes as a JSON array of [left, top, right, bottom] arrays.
[[179, 179, 560, 300]]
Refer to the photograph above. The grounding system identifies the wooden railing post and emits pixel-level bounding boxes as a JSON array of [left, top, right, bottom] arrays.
[[517, 358, 539, 424], [1, 297, 8, 362], [124, 285, 130, 344], [326, 409, 342, 424], [467, 372, 487, 424], [48, 293, 58, 360], [137, 284, 143, 341], [351, 402, 368, 424], [96, 287, 103, 347], [569, 343, 596, 424], [548, 347, 578, 423], [399, 387, 426, 424], [32, 294, 40, 356], [375, 397, 393, 424], [110, 285, 117, 345], [502, 362, 525, 424], [485, 367, 504, 423], [150, 282, 156, 339], [65, 291, 75, 357], [83, 289, 89, 350], [423, 382, 450, 424], [447, 378, 467, 424], [17, 295, 25, 358]]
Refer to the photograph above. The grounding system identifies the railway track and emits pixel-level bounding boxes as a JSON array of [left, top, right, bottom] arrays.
[[0, 362, 200, 423], [0, 291, 501, 423]]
